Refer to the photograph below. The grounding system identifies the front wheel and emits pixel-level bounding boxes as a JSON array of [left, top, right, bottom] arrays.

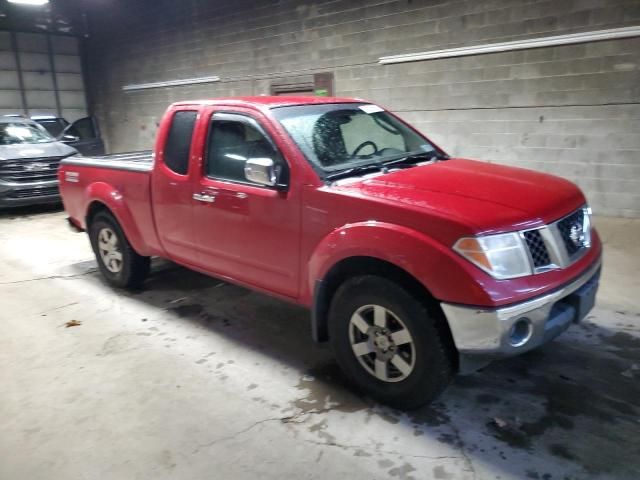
[[328, 275, 454, 409], [89, 211, 150, 289]]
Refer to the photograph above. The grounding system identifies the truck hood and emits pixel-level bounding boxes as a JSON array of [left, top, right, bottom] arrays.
[[334, 158, 586, 233], [0, 141, 77, 161]]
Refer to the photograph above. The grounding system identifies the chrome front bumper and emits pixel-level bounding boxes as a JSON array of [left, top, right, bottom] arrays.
[[441, 258, 601, 373]]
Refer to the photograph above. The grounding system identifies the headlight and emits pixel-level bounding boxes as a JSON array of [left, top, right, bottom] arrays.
[[453, 232, 532, 279]]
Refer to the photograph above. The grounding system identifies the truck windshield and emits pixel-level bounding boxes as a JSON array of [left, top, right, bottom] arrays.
[[271, 103, 442, 178], [0, 122, 54, 145]]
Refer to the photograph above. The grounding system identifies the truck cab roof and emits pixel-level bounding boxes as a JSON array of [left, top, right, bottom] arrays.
[[171, 96, 365, 109]]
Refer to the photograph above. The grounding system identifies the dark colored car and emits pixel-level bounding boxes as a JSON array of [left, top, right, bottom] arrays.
[[32, 116, 105, 156], [0, 116, 78, 207]]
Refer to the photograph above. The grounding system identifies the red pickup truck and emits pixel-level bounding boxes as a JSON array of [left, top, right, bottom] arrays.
[[59, 97, 601, 408]]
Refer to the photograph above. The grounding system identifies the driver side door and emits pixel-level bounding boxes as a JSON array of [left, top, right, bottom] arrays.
[[62, 117, 105, 156], [191, 110, 300, 299]]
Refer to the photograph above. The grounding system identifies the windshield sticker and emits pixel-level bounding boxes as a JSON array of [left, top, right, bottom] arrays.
[[359, 104, 384, 114]]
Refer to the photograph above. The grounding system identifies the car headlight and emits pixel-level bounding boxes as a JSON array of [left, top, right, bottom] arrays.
[[453, 232, 532, 279]]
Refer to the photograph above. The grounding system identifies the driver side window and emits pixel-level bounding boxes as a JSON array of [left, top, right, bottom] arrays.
[[205, 115, 283, 185], [67, 117, 98, 140]]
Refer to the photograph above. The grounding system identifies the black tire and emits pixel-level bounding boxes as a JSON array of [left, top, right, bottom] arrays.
[[88, 211, 150, 289], [328, 275, 454, 409]]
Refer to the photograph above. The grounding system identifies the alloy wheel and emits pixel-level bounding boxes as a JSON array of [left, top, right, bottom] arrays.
[[97, 227, 123, 273], [348, 304, 416, 383]]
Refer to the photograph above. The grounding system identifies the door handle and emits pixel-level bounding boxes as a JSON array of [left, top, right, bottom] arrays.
[[193, 193, 216, 203]]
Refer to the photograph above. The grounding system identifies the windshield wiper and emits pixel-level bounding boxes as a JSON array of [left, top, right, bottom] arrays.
[[383, 150, 448, 168], [325, 163, 384, 181], [325, 151, 449, 181]]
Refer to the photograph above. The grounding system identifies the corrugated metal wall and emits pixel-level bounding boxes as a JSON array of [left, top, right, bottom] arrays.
[[0, 31, 87, 121]]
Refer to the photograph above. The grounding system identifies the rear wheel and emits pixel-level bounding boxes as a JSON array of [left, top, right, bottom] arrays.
[[89, 211, 150, 289], [328, 275, 454, 409]]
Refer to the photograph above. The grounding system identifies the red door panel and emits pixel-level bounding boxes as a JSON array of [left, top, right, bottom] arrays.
[[190, 108, 301, 299]]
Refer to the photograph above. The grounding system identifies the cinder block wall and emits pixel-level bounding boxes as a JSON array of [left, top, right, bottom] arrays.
[[85, 0, 640, 217]]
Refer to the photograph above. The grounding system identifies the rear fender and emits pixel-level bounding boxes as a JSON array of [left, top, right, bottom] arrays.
[[84, 182, 150, 256]]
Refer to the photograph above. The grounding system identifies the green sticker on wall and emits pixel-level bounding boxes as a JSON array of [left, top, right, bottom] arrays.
[[314, 88, 329, 96]]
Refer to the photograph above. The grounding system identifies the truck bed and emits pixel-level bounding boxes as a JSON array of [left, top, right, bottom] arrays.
[[61, 150, 153, 172], [59, 149, 160, 255]]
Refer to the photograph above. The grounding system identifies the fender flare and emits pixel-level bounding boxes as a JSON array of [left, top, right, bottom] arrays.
[[306, 222, 490, 341], [307, 222, 449, 298], [83, 182, 151, 256]]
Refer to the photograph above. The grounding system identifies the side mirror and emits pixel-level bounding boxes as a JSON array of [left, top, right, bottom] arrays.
[[62, 134, 80, 143], [244, 158, 277, 187]]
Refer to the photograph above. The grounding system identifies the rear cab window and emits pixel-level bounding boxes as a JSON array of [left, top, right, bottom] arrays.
[[164, 110, 198, 175]]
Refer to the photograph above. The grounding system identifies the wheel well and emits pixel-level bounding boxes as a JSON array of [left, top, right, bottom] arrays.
[[85, 201, 148, 259], [312, 256, 458, 368], [86, 201, 110, 228]]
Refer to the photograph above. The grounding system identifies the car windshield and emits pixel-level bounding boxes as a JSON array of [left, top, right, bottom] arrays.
[[34, 118, 68, 138], [0, 122, 55, 145], [271, 103, 440, 177]]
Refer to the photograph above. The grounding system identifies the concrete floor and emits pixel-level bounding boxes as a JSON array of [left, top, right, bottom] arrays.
[[1, 206, 638, 480]]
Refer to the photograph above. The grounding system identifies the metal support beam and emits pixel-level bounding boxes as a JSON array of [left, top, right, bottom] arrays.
[[46, 33, 63, 117], [9, 31, 28, 115]]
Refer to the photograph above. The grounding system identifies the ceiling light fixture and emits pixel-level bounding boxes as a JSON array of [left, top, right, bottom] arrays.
[[7, 0, 49, 5]]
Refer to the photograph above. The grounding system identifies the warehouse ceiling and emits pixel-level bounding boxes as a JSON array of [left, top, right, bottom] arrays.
[[0, 0, 195, 37], [0, 0, 85, 35]]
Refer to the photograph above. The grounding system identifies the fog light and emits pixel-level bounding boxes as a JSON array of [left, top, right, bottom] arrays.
[[509, 318, 533, 347]]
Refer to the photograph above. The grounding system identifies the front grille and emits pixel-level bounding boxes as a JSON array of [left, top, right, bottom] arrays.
[[523, 229, 551, 268], [6, 186, 59, 199], [556, 209, 587, 257], [0, 157, 64, 183], [520, 207, 590, 274]]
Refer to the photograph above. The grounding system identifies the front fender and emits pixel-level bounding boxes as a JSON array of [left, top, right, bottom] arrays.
[[83, 182, 151, 256], [306, 222, 492, 306]]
